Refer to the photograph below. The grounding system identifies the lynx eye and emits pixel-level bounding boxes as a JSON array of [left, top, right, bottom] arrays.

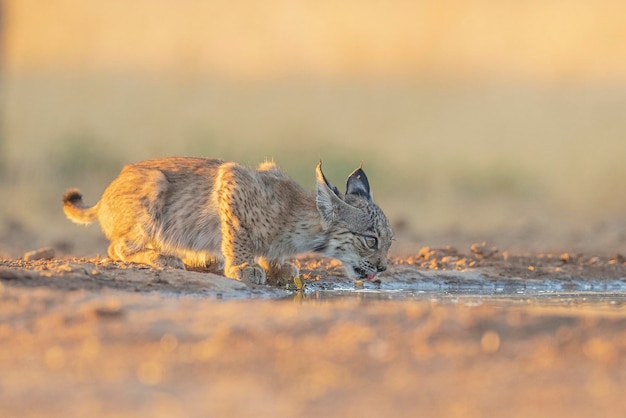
[[363, 236, 378, 249]]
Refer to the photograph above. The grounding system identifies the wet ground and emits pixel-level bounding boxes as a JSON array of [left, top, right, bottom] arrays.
[[2, 245, 626, 417]]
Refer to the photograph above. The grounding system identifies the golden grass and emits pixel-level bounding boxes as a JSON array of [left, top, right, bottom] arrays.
[[2, 74, 626, 245]]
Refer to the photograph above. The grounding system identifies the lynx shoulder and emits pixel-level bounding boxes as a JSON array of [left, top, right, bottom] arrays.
[[63, 157, 393, 284]]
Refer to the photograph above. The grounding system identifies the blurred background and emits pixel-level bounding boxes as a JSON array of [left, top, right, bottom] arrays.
[[1, 0, 626, 256]]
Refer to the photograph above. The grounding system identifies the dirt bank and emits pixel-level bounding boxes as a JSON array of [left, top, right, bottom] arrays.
[[2, 246, 626, 417]]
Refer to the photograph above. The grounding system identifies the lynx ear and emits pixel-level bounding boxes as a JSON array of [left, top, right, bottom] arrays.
[[346, 163, 373, 201], [316, 161, 350, 226]]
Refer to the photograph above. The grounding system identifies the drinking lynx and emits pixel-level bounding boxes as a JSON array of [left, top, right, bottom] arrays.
[[63, 157, 393, 284]]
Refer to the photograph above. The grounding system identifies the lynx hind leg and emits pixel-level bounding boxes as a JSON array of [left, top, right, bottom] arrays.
[[259, 258, 299, 285], [108, 240, 185, 269], [181, 251, 224, 273]]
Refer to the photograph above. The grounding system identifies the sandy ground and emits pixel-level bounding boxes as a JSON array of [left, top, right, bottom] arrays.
[[2, 241, 626, 417]]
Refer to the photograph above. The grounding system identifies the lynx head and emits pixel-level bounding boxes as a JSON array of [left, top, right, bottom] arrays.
[[315, 161, 393, 280]]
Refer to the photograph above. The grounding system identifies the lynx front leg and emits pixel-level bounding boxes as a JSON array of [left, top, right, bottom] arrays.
[[220, 226, 266, 285], [216, 167, 267, 285]]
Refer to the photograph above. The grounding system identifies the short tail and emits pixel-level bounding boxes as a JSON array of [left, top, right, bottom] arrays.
[[62, 188, 98, 225]]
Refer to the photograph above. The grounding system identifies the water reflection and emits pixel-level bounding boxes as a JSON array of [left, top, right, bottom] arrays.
[[295, 289, 626, 308], [290, 272, 626, 307]]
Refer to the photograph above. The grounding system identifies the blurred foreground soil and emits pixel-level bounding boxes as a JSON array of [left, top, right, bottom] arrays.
[[2, 244, 626, 417]]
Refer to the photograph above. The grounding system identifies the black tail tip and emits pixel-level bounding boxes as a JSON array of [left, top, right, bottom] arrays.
[[63, 189, 83, 204]]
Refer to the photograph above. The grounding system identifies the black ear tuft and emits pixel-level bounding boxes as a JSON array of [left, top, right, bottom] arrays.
[[316, 161, 344, 225], [316, 161, 343, 198], [346, 165, 372, 200]]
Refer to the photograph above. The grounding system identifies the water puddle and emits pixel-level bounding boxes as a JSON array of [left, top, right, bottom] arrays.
[[155, 268, 626, 306], [293, 270, 626, 306], [300, 289, 626, 308]]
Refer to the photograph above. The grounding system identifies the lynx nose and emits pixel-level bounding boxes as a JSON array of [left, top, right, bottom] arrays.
[[377, 264, 387, 273]]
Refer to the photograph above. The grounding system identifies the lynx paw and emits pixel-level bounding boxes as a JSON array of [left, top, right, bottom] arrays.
[[237, 265, 267, 285], [258, 258, 300, 285], [155, 255, 186, 270], [279, 262, 299, 279]]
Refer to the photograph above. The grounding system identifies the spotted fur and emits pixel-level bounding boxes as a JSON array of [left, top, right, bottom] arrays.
[[62, 157, 393, 284]]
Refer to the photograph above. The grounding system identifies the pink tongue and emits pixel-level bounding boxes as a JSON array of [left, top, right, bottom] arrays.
[[367, 274, 376, 280]]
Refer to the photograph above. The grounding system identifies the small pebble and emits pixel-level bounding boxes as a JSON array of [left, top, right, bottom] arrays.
[[470, 242, 498, 258], [23, 247, 55, 261], [417, 247, 432, 260]]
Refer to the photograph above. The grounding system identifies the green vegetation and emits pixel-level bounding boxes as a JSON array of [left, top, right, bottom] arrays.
[[51, 132, 123, 182]]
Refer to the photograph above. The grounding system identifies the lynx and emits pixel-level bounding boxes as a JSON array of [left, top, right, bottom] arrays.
[[63, 157, 393, 285]]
